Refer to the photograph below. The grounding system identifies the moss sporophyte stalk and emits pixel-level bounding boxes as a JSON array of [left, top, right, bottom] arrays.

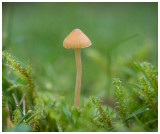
[[63, 29, 92, 107]]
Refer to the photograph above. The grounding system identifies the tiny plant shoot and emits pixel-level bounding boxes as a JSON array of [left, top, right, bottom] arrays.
[[63, 29, 92, 107]]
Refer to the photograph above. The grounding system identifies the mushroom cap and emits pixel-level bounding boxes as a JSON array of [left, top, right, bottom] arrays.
[[63, 29, 92, 49]]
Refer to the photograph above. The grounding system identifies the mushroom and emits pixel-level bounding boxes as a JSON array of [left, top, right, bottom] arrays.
[[63, 29, 92, 107]]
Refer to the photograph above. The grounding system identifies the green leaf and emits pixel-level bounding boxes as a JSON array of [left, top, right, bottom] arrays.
[[8, 124, 32, 132]]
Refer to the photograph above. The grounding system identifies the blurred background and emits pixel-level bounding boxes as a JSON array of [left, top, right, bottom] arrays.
[[2, 2, 158, 106]]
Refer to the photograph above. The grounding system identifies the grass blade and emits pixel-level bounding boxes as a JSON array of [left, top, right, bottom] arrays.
[[25, 103, 52, 123], [107, 106, 149, 132], [16, 110, 32, 126], [124, 106, 149, 122], [109, 34, 139, 51], [134, 61, 157, 90], [17, 105, 24, 117]]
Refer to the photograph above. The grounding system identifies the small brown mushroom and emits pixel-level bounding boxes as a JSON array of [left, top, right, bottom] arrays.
[[63, 29, 92, 107]]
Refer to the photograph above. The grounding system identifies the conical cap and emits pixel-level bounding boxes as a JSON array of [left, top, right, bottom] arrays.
[[63, 29, 92, 49]]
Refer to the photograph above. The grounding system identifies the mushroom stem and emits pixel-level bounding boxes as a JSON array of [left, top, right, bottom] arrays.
[[74, 48, 82, 107]]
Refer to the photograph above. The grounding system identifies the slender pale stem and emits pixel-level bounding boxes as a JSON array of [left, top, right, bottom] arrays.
[[74, 48, 82, 107]]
